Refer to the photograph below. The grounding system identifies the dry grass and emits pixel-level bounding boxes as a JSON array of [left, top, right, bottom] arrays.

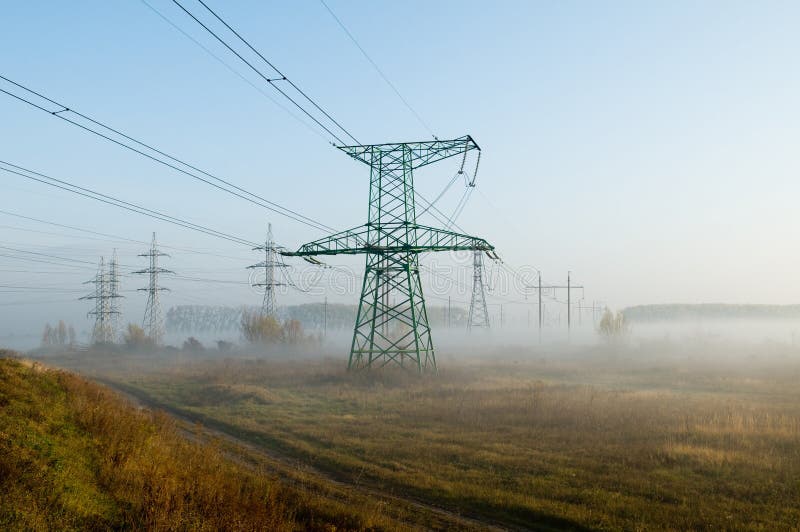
[[102, 348, 800, 531], [0, 354, 407, 531]]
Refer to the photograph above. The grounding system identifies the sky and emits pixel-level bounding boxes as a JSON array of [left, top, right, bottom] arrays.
[[2, 0, 800, 340]]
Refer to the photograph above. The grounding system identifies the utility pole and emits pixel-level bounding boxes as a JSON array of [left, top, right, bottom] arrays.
[[323, 296, 328, 337], [284, 136, 495, 372], [567, 271, 571, 332], [447, 295, 451, 328], [247, 223, 287, 319], [575, 300, 602, 326], [468, 249, 490, 329], [527, 271, 584, 339], [81, 257, 119, 344], [538, 270, 542, 343], [134, 232, 172, 345]]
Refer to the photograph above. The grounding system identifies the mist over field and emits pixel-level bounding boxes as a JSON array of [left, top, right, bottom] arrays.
[[5, 0, 800, 529]]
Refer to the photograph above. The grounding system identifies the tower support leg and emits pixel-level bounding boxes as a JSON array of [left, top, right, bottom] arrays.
[[349, 252, 435, 372]]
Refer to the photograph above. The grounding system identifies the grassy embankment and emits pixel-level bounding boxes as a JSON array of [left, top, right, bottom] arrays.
[[103, 347, 800, 531], [0, 353, 411, 531]]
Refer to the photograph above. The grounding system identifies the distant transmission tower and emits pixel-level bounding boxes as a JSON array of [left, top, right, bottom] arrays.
[[468, 250, 490, 329], [81, 257, 118, 344], [134, 232, 172, 345], [285, 136, 496, 372], [108, 249, 123, 341], [247, 223, 287, 318]]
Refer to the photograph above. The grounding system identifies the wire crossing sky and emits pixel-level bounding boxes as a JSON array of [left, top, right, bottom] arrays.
[[2, 0, 800, 342]]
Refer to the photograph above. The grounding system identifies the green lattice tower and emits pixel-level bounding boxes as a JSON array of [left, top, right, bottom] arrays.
[[284, 136, 495, 371]]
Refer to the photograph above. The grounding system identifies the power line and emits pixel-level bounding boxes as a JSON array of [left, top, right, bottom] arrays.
[[0, 75, 335, 233], [0, 252, 95, 270], [0, 160, 258, 246], [0, 209, 255, 262], [166, 1, 471, 236], [0, 245, 99, 267], [171, 0, 358, 146], [196, 0, 361, 145], [0, 298, 80, 307], [318, 0, 436, 139], [138, 0, 328, 143]]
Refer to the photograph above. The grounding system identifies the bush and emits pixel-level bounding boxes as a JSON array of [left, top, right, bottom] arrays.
[[241, 312, 311, 346], [241, 311, 282, 344], [123, 324, 153, 350], [598, 309, 629, 341], [182, 337, 204, 353]]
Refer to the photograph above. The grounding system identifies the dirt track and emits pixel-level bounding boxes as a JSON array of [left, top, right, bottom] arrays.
[[101, 378, 517, 532]]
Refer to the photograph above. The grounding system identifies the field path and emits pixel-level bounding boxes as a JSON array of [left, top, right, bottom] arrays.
[[99, 378, 527, 532]]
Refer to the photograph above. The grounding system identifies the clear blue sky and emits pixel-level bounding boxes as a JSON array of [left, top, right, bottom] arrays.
[[2, 1, 799, 338]]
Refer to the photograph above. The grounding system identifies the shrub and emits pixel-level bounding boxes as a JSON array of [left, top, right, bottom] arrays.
[[240, 311, 282, 344], [598, 309, 629, 341], [123, 324, 153, 349]]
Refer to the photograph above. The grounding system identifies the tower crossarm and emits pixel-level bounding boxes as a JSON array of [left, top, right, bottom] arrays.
[[283, 223, 494, 257], [338, 135, 480, 171], [131, 268, 174, 275]]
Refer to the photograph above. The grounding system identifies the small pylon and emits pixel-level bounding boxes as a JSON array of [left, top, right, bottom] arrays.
[[81, 257, 119, 344], [468, 250, 490, 329], [134, 232, 172, 345], [247, 223, 287, 318], [108, 249, 123, 341]]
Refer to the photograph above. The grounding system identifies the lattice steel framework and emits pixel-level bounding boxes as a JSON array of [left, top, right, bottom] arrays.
[[247, 223, 287, 318], [284, 136, 494, 372], [134, 232, 172, 345], [468, 250, 490, 329], [108, 249, 123, 341], [81, 257, 120, 344]]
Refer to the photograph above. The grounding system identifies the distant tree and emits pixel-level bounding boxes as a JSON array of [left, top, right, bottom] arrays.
[[216, 340, 234, 353], [182, 337, 204, 352], [598, 309, 629, 342], [41, 323, 54, 347], [241, 311, 282, 344], [123, 324, 152, 349], [57, 321, 68, 346], [282, 319, 303, 344]]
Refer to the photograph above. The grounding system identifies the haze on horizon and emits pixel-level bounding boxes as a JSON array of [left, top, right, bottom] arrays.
[[2, 0, 799, 342]]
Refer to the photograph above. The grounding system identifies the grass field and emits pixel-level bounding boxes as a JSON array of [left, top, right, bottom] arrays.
[[42, 341, 800, 531], [0, 353, 439, 531]]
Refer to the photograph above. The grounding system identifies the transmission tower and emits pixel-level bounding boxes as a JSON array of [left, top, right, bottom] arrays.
[[108, 249, 123, 341], [247, 223, 287, 318], [285, 136, 495, 372], [134, 232, 172, 345], [81, 257, 119, 344], [468, 250, 490, 328]]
